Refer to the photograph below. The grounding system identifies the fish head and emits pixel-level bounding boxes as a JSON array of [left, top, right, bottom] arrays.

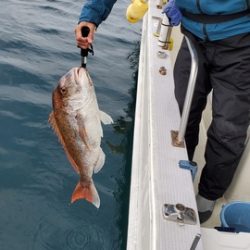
[[52, 67, 93, 110], [58, 67, 92, 98]]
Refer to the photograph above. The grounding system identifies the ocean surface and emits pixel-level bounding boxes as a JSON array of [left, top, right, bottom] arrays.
[[0, 1, 141, 249]]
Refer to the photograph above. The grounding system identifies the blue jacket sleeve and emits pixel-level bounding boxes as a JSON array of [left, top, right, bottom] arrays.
[[79, 0, 117, 26]]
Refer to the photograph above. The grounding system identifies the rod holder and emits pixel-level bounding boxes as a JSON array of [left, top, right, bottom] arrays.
[[156, 0, 164, 9], [158, 15, 173, 50]]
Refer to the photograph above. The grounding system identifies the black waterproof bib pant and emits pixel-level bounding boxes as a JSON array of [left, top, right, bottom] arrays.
[[174, 31, 250, 200]]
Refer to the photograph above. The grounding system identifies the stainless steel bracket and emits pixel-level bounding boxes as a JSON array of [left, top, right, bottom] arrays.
[[163, 203, 197, 225], [171, 130, 185, 148]]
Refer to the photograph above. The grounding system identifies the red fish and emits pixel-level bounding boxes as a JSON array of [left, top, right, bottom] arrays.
[[49, 67, 113, 208]]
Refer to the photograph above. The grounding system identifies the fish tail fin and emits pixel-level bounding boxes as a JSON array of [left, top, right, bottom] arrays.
[[71, 181, 100, 208]]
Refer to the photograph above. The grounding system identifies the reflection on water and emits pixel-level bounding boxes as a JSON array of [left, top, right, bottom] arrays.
[[107, 41, 140, 250], [108, 42, 140, 155]]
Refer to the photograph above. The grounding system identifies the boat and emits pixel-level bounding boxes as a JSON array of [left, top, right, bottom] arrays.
[[126, 1, 250, 249]]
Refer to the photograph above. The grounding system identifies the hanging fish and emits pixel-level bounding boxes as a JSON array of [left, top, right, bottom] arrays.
[[49, 67, 113, 208]]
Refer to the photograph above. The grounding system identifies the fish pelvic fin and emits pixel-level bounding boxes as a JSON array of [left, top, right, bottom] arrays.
[[71, 181, 100, 208], [94, 148, 105, 174], [99, 111, 113, 125]]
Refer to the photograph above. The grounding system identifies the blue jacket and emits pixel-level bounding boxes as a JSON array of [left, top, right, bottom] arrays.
[[176, 0, 250, 40], [79, 0, 117, 26], [79, 0, 250, 40]]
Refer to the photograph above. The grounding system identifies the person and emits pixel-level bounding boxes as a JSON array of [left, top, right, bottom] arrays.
[[75, 0, 117, 49], [163, 0, 250, 223], [75, 0, 250, 224]]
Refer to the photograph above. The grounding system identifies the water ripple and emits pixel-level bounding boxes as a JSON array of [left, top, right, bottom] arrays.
[[0, 110, 23, 120], [0, 85, 50, 106], [32, 218, 107, 250]]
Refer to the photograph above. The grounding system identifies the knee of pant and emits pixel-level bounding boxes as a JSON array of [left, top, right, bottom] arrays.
[[208, 119, 247, 153]]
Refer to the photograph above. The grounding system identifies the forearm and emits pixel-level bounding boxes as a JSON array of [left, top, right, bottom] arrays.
[[79, 0, 117, 26]]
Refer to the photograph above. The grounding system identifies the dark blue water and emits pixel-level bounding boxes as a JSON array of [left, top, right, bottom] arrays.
[[0, 1, 141, 249]]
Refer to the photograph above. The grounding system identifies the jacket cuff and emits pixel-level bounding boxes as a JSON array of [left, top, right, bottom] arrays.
[[79, 8, 103, 27]]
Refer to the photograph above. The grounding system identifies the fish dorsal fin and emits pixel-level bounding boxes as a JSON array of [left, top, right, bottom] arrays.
[[49, 112, 79, 173], [99, 111, 113, 125], [49, 112, 65, 147]]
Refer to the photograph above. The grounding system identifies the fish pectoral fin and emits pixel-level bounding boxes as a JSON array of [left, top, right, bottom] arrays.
[[76, 113, 91, 150], [94, 148, 105, 174], [71, 181, 100, 208], [99, 111, 113, 125]]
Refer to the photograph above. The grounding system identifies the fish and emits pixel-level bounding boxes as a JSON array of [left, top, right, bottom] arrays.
[[49, 67, 113, 208]]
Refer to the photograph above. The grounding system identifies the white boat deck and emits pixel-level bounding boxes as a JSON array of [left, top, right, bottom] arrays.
[[126, 2, 202, 249], [126, 1, 250, 249]]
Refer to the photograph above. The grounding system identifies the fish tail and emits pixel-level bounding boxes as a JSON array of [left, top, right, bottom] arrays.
[[71, 181, 100, 208]]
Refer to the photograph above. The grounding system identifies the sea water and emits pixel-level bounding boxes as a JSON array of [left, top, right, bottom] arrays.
[[0, 0, 141, 249]]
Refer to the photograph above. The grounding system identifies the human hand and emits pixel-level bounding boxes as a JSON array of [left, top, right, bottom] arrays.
[[162, 0, 182, 26], [75, 22, 96, 49]]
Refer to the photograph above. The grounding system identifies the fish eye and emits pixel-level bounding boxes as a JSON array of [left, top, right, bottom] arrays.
[[60, 87, 66, 94]]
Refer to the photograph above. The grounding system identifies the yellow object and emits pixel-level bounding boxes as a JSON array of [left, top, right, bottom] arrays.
[[126, 0, 148, 23], [168, 37, 174, 51]]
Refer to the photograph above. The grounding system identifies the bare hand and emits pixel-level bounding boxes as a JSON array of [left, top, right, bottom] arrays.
[[75, 22, 96, 49]]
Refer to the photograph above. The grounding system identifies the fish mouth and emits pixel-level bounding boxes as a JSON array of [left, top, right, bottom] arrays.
[[76, 67, 85, 76], [75, 67, 92, 86], [76, 67, 87, 78], [74, 67, 81, 83], [77, 67, 81, 77]]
